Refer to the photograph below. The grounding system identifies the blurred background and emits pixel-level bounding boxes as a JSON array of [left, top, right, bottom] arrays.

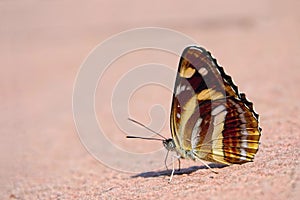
[[1, 0, 299, 198]]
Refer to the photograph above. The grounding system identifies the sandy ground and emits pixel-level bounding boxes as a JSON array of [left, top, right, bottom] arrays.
[[1, 0, 300, 199]]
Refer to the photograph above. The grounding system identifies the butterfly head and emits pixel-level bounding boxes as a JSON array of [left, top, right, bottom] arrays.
[[163, 138, 176, 151]]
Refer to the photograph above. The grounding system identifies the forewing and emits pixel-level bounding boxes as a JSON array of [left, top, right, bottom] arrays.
[[170, 46, 227, 153], [170, 46, 261, 164]]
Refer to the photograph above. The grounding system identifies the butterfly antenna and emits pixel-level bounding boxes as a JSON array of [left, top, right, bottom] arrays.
[[126, 135, 163, 141], [127, 118, 167, 140]]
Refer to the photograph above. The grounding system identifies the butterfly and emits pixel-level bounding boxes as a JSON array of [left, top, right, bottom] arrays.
[[127, 46, 261, 180]]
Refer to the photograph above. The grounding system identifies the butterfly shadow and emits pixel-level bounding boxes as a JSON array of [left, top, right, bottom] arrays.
[[131, 163, 228, 178]]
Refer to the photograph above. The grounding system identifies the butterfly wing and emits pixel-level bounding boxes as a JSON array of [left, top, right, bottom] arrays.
[[170, 46, 261, 164]]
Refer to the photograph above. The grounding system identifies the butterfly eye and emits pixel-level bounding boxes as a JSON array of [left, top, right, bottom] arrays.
[[163, 139, 176, 151]]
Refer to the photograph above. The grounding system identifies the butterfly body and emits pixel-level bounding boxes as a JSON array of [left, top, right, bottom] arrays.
[[168, 46, 261, 165]]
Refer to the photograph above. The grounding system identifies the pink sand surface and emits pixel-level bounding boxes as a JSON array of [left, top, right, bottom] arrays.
[[1, 1, 299, 199]]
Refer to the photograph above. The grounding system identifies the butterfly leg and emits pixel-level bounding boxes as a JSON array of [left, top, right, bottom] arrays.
[[176, 155, 181, 171], [168, 155, 176, 183], [168, 154, 181, 183], [164, 150, 170, 170], [198, 159, 218, 174]]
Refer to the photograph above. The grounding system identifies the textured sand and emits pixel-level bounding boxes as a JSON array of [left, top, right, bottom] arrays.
[[1, 1, 300, 199]]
